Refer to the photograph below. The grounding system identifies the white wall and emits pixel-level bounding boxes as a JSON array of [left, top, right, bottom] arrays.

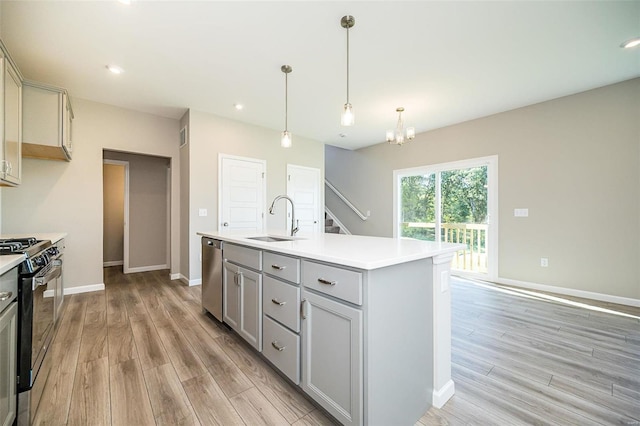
[[1, 98, 180, 290], [183, 110, 325, 282], [326, 78, 640, 301]]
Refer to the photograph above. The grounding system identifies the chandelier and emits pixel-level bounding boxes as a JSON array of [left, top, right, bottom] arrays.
[[386, 107, 415, 146]]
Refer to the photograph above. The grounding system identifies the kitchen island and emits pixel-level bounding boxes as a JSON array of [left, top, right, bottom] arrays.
[[197, 230, 464, 425]]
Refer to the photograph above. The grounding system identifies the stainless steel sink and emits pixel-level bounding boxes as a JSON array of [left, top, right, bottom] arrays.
[[246, 236, 297, 242]]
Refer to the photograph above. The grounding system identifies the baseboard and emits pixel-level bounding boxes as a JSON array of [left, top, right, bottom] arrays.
[[174, 273, 201, 286], [495, 277, 640, 308], [126, 264, 169, 274], [45, 283, 105, 297], [432, 379, 455, 408], [103, 260, 123, 267]]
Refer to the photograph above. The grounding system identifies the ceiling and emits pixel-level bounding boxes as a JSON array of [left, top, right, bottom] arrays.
[[1, 1, 638, 150]]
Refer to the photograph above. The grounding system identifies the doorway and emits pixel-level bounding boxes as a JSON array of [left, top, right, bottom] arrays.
[[103, 150, 171, 273], [103, 160, 129, 270], [287, 164, 322, 234], [393, 156, 498, 279], [218, 154, 266, 231]]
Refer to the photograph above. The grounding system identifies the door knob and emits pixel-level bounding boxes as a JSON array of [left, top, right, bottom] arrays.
[[223, 222, 229, 227]]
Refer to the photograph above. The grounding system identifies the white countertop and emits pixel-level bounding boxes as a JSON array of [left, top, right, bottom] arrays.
[[197, 230, 465, 270], [1, 232, 67, 244], [0, 254, 25, 275]]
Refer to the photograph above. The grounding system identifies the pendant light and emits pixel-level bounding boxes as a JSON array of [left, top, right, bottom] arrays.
[[280, 65, 292, 148], [341, 15, 355, 126], [386, 107, 415, 146]]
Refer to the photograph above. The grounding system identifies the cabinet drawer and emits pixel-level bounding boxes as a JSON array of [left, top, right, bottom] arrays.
[[263, 315, 300, 385], [263, 276, 300, 332], [302, 260, 362, 305], [264, 252, 300, 283], [224, 243, 262, 271]]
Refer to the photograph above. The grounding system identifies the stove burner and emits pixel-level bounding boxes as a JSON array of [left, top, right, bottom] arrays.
[[0, 242, 23, 253], [0, 237, 39, 253]]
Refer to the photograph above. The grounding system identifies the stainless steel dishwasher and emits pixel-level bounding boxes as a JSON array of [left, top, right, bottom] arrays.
[[202, 237, 223, 321]]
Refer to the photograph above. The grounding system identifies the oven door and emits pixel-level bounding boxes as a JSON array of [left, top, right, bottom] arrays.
[[17, 261, 59, 393], [31, 262, 60, 382]]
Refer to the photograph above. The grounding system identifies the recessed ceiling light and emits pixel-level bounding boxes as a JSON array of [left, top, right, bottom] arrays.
[[620, 37, 640, 49], [118, 0, 131, 5], [106, 65, 124, 74], [234, 104, 244, 111]]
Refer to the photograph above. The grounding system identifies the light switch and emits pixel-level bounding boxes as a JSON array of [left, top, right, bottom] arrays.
[[199, 208, 207, 217], [514, 208, 529, 217]]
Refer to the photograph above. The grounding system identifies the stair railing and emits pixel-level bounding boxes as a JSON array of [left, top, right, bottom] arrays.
[[325, 179, 368, 221]]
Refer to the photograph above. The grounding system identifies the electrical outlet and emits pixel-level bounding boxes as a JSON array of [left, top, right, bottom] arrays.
[[540, 258, 549, 267], [199, 208, 207, 217], [514, 208, 529, 217]]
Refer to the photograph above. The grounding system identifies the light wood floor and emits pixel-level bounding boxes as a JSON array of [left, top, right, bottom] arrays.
[[33, 268, 640, 425]]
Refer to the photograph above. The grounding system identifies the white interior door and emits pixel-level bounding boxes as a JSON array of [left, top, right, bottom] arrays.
[[219, 155, 266, 231], [287, 164, 322, 234]]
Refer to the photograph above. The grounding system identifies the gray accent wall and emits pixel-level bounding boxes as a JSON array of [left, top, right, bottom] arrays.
[[326, 78, 640, 300]]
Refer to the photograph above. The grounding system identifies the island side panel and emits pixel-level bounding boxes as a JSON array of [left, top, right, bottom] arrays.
[[430, 253, 455, 407], [364, 258, 434, 425]]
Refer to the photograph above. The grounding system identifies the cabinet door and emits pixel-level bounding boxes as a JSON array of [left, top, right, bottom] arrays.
[[223, 261, 240, 330], [62, 93, 73, 158], [238, 267, 262, 351], [0, 303, 18, 426], [2, 58, 21, 185], [301, 290, 363, 426]]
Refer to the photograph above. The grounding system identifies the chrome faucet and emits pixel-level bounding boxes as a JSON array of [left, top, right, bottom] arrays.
[[269, 195, 298, 236]]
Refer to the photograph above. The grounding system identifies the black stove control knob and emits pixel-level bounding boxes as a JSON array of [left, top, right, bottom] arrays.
[[34, 256, 45, 267]]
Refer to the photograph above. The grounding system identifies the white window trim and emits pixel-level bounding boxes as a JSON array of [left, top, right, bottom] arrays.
[[392, 155, 499, 280]]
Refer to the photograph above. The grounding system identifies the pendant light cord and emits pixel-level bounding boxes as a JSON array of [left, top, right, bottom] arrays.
[[346, 24, 350, 104], [285, 71, 288, 131]]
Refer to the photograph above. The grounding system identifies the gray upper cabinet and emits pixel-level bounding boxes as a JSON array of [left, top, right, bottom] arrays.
[[22, 80, 74, 161], [0, 41, 22, 186]]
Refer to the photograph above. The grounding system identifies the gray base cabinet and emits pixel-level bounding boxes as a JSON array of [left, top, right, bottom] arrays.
[[301, 289, 362, 426], [0, 302, 17, 426], [209, 237, 453, 425], [223, 244, 263, 352]]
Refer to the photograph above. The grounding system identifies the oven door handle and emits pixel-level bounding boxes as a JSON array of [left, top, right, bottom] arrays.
[[34, 265, 62, 288]]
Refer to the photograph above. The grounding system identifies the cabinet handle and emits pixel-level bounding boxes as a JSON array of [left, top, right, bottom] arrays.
[[271, 264, 286, 270], [317, 278, 336, 286], [301, 298, 307, 319], [271, 341, 286, 352], [0, 291, 12, 301], [271, 298, 286, 306], [233, 272, 242, 286]]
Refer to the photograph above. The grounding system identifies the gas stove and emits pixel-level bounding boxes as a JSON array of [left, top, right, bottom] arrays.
[[0, 237, 58, 274]]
